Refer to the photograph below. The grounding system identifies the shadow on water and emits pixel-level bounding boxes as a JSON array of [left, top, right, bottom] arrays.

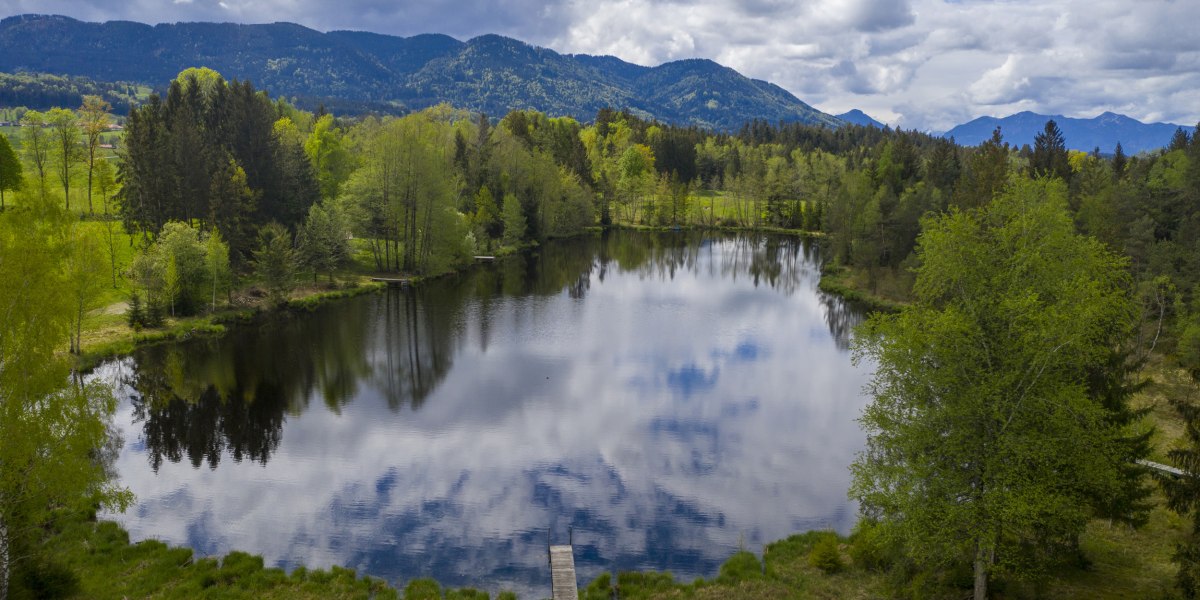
[[99, 230, 869, 596]]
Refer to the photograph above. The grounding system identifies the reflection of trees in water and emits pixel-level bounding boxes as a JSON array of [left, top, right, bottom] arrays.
[[719, 234, 810, 295], [599, 229, 815, 296], [373, 288, 457, 411], [127, 303, 375, 470], [124, 231, 852, 470], [818, 291, 865, 351]]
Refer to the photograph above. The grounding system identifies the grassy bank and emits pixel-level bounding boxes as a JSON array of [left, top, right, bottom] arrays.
[[816, 264, 910, 313], [75, 277, 388, 369], [20, 486, 1187, 600]]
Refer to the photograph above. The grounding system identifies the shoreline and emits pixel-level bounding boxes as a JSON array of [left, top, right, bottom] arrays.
[[73, 226, 823, 370], [53, 229, 1188, 599]]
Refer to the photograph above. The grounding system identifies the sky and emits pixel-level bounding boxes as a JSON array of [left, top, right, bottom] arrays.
[[1, 0, 1197, 132]]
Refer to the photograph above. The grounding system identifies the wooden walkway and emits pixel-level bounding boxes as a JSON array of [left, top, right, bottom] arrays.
[[549, 544, 578, 600], [1138, 458, 1188, 478]]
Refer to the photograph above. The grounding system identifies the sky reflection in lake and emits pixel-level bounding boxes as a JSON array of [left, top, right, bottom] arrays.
[[95, 231, 871, 597]]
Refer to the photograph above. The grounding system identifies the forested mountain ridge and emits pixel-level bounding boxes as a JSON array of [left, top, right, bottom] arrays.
[[944, 110, 1189, 154], [0, 14, 840, 129]]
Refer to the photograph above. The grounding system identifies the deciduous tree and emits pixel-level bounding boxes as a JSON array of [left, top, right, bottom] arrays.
[[851, 178, 1140, 599], [19, 110, 49, 199], [0, 200, 131, 599], [46, 107, 81, 211], [79, 95, 112, 215]]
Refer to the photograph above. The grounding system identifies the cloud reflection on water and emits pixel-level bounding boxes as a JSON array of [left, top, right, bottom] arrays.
[[96, 231, 871, 597]]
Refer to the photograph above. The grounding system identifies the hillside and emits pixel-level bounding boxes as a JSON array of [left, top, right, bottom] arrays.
[[836, 109, 885, 128], [943, 110, 1189, 154], [0, 14, 841, 130]]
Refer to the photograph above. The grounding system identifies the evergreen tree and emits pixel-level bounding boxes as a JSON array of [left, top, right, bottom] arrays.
[[296, 202, 350, 283], [1169, 127, 1192, 152], [1112, 142, 1127, 181], [0, 133, 20, 209], [1031, 119, 1071, 182], [253, 222, 297, 304]]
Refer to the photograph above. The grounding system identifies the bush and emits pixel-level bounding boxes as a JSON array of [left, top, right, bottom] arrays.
[[808, 532, 845, 574], [16, 558, 80, 600], [715, 550, 765, 584], [404, 577, 442, 600], [849, 519, 892, 571], [446, 588, 489, 599]]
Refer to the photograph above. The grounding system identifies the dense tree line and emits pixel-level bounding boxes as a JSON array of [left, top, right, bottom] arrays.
[[0, 72, 143, 115], [118, 68, 319, 262], [6, 66, 1200, 597]]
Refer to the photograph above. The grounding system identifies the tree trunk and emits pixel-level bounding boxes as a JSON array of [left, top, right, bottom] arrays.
[[1, 513, 9, 600], [974, 541, 992, 600]]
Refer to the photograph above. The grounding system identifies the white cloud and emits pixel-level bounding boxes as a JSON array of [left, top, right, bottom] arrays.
[[0, 0, 1197, 131]]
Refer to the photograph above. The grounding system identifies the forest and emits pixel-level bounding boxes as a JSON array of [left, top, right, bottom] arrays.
[[1, 66, 1200, 599]]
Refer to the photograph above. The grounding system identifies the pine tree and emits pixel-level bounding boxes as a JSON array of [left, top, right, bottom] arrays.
[[127, 292, 144, 329], [1031, 119, 1071, 182], [0, 133, 20, 209], [1112, 142, 1127, 181]]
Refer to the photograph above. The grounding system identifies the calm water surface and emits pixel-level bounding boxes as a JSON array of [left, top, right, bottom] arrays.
[[95, 231, 870, 597]]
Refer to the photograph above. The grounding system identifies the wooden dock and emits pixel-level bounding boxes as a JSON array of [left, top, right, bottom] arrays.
[[370, 277, 411, 287], [549, 544, 578, 600], [1138, 458, 1188, 478]]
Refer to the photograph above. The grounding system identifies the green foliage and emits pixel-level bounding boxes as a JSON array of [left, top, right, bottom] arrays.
[[0, 132, 21, 208], [205, 230, 233, 311], [500, 192, 526, 247], [808, 533, 845, 574], [305, 114, 353, 200], [0, 71, 144, 114], [128, 222, 229, 322], [297, 201, 351, 282], [403, 577, 442, 600], [1162, 392, 1200, 599], [581, 572, 612, 600], [851, 178, 1141, 597], [848, 519, 893, 572], [445, 588, 489, 599], [127, 292, 144, 330], [254, 222, 298, 304], [0, 199, 132, 598], [119, 74, 318, 259], [19, 110, 50, 198], [64, 222, 108, 353], [715, 550, 764, 584]]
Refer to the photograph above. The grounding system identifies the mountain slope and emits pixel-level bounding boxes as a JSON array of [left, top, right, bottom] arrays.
[[943, 110, 1190, 154], [836, 109, 885, 128], [0, 14, 840, 129]]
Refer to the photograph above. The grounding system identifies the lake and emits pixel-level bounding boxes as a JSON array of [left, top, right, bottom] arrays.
[[94, 230, 871, 597]]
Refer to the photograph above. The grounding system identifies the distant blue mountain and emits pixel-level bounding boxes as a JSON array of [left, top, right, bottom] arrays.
[[943, 111, 1192, 154], [836, 109, 885, 128]]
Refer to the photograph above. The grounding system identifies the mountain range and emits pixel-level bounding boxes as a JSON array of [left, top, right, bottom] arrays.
[[836, 109, 885, 128], [0, 14, 1191, 154], [943, 110, 1191, 155], [0, 14, 840, 130]]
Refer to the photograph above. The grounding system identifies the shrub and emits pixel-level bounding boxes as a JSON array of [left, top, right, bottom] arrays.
[[808, 532, 845, 574]]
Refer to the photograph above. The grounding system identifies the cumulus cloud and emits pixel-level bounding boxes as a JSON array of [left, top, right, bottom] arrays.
[[0, 0, 1197, 131]]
